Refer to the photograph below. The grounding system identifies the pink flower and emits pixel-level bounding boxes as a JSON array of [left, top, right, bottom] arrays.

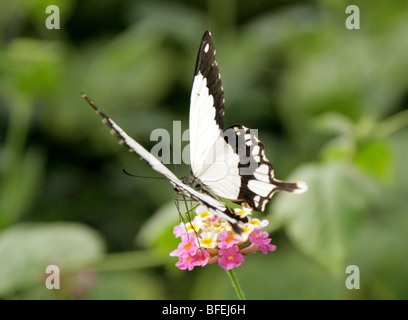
[[217, 231, 238, 249], [175, 255, 196, 271], [170, 205, 278, 271], [218, 245, 245, 270], [170, 234, 198, 258], [173, 224, 185, 238], [249, 229, 277, 254], [173, 248, 210, 270], [194, 249, 210, 267]]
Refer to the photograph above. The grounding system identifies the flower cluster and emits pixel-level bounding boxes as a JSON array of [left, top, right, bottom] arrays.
[[170, 205, 276, 270]]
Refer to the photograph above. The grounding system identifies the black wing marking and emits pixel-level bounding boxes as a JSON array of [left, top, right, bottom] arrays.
[[225, 124, 307, 212], [193, 30, 225, 129]]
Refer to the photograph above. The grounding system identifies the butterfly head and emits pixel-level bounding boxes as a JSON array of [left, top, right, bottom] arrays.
[[181, 175, 205, 193]]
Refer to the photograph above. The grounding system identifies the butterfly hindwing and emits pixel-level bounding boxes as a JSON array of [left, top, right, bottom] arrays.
[[224, 124, 307, 211]]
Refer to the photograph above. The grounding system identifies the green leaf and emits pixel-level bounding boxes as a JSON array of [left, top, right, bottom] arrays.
[[271, 162, 380, 274], [0, 222, 105, 297], [135, 201, 180, 256], [320, 136, 354, 161], [86, 29, 177, 107], [314, 112, 355, 137], [85, 271, 165, 300], [354, 139, 393, 182], [348, 208, 408, 299], [0, 147, 46, 229], [1, 39, 63, 97]]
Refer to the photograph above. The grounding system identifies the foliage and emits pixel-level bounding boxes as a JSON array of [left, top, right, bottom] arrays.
[[0, 0, 407, 299]]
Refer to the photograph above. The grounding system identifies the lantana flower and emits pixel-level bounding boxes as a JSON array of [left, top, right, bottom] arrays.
[[170, 204, 276, 271]]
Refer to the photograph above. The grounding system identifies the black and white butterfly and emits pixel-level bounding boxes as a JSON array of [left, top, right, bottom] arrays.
[[82, 31, 307, 235]]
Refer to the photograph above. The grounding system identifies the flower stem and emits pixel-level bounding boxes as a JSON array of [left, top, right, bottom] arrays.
[[226, 269, 246, 300]]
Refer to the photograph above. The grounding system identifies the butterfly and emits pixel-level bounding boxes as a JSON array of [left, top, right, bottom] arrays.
[[82, 30, 307, 235]]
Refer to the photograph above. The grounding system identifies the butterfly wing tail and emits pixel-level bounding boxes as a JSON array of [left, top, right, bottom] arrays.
[[272, 178, 308, 194]]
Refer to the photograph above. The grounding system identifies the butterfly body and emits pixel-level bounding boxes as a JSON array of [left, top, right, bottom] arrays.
[[181, 175, 207, 193]]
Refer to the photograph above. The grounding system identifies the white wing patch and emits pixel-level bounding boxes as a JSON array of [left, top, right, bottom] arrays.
[[248, 180, 276, 198], [189, 72, 223, 179], [198, 137, 240, 199], [188, 72, 242, 200]]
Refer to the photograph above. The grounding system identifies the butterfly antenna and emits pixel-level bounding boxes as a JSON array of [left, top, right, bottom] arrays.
[[122, 169, 166, 180]]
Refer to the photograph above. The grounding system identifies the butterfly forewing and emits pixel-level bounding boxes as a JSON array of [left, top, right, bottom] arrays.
[[188, 31, 243, 199], [81, 93, 247, 234], [189, 31, 226, 178]]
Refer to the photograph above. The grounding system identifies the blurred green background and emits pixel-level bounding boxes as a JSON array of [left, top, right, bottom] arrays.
[[1, 0, 408, 300]]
